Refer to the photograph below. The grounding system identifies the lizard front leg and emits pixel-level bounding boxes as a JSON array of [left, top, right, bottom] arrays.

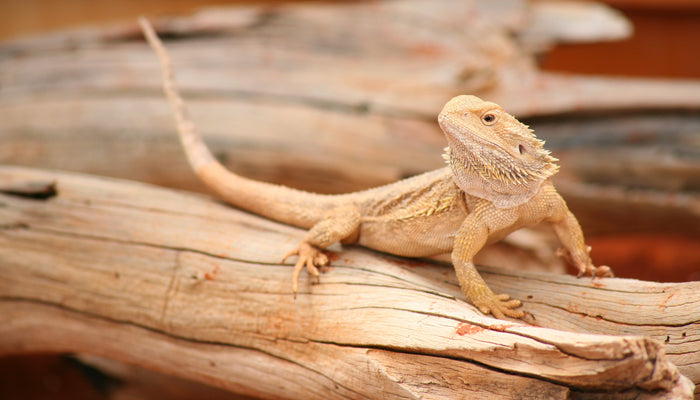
[[453, 214, 524, 319], [282, 205, 361, 296], [549, 208, 613, 278]]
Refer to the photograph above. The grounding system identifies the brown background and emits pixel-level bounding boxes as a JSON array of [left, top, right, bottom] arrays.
[[1, 0, 699, 78]]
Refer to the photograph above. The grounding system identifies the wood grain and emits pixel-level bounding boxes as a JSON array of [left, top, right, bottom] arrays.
[[0, 166, 696, 399]]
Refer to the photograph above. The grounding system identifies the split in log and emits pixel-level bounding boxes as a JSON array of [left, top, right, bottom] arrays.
[[0, 166, 697, 399]]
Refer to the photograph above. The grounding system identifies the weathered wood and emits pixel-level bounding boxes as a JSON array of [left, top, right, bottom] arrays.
[[0, 166, 696, 399], [2, 1, 698, 116], [2, 96, 698, 240], [517, 0, 632, 52], [1, 1, 698, 239]]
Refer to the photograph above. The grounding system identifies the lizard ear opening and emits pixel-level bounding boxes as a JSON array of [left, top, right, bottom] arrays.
[[518, 144, 525, 154]]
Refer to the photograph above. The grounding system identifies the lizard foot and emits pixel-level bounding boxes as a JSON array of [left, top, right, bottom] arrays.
[[281, 242, 329, 297], [473, 293, 524, 320], [578, 264, 614, 278], [556, 248, 614, 278]]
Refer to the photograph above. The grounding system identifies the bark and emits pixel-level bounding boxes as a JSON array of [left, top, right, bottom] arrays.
[[0, 166, 696, 399]]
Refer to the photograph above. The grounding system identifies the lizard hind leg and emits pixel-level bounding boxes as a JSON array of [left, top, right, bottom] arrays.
[[281, 205, 361, 297]]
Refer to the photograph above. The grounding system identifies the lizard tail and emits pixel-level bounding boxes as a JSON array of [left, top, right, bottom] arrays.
[[139, 17, 343, 228], [139, 17, 216, 171]]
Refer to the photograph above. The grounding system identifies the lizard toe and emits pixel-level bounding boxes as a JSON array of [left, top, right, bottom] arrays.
[[314, 252, 329, 268], [486, 306, 505, 320], [577, 264, 614, 278], [474, 294, 524, 320], [306, 258, 321, 284], [594, 265, 613, 277], [502, 307, 525, 319], [284, 242, 330, 295], [291, 258, 305, 296], [281, 248, 299, 264]]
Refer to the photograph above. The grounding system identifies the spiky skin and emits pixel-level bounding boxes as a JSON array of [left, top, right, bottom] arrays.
[[439, 96, 559, 208], [141, 18, 612, 320]]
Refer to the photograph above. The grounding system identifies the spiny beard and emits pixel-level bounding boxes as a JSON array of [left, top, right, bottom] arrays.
[[444, 144, 559, 208]]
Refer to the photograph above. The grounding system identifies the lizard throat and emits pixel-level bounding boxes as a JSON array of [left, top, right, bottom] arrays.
[[443, 145, 557, 208]]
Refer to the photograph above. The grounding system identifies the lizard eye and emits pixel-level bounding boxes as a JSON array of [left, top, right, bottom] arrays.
[[481, 110, 499, 125]]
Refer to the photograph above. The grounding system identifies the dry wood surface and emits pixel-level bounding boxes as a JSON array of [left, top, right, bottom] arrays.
[[0, 166, 697, 399]]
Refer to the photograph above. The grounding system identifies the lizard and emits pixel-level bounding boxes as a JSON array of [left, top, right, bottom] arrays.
[[139, 18, 612, 319]]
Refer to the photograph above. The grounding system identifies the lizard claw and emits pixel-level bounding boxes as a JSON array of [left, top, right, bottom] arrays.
[[282, 242, 329, 297], [557, 247, 614, 278], [577, 264, 614, 278], [473, 293, 524, 320]]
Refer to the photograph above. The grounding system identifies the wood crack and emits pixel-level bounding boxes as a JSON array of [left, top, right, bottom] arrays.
[[0, 167, 695, 398], [536, 301, 700, 328]]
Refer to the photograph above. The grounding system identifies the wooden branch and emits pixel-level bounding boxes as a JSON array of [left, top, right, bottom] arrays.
[[2, 95, 698, 241], [0, 166, 696, 399], [2, 1, 699, 117]]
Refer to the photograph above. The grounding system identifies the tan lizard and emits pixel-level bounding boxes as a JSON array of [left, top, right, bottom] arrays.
[[139, 18, 612, 319]]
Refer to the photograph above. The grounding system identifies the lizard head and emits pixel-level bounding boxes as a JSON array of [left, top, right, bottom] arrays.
[[437, 95, 559, 208]]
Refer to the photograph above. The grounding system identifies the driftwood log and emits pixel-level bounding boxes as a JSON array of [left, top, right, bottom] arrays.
[[0, 166, 697, 399]]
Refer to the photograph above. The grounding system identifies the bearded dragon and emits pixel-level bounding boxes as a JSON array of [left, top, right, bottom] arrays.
[[140, 18, 612, 319]]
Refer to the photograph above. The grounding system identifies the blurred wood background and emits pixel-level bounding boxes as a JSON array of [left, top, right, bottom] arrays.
[[1, 0, 699, 78]]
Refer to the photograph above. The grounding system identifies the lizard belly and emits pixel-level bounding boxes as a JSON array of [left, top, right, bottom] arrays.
[[357, 209, 465, 257]]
